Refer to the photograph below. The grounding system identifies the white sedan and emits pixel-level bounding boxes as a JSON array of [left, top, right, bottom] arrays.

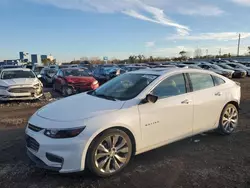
[[26, 68, 240, 177], [0, 68, 43, 101]]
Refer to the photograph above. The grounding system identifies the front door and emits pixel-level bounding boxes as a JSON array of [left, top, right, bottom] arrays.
[[138, 73, 194, 148]]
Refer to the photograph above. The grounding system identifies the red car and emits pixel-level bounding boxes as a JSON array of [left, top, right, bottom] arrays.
[[53, 68, 99, 96]]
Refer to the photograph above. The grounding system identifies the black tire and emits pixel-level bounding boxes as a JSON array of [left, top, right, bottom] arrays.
[[52, 83, 57, 92], [86, 129, 133, 177], [61, 86, 68, 97], [218, 103, 239, 135]]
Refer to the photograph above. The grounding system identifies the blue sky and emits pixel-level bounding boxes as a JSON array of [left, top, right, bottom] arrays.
[[0, 0, 250, 61]]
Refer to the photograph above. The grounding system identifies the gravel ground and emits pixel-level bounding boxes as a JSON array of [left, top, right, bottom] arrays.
[[0, 78, 250, 188]]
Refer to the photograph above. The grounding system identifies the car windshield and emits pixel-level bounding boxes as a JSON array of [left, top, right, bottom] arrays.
[[90, 73, 158, 101], [211, 64, 223, 69], [218, 64, 233, 69], [1, 70, 35, 79], [63, 69, 90, 76], [241, 63, 250, 67]]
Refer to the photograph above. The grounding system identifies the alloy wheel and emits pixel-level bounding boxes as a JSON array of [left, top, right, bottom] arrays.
[[94, 135, 129, 174], [222, 105, 238, 133]]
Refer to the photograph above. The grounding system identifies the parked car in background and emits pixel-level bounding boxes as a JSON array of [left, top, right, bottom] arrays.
[[0, 68, 43, 101], [124, 66, 149, 72], [93, 65, 124, 84], [187, 65, 202, 69], [198, 64, 234, 78], [153, 65, 177, 69], [175, 64, 189, 68], [182, 61, 197, 65], [48, 65, 59, 70], [225, 63, 250, 76], [53, 68, 99, 96], [32, 65, 45, 76], [0, 65, 23, 69], [39, 68, 58, 87], [26, 68, 240, 177], [216, 63, 247, 78]]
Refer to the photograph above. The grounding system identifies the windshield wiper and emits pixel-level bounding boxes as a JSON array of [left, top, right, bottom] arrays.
[[90, 91, 118, 101], [96, 94, 117, 101]]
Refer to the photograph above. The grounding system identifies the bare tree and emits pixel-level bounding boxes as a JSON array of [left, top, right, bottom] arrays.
[[194, 48, 203, 58]]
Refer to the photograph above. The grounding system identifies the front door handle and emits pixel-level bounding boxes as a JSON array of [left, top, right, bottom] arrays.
[[181, 99, 191, 104], [215, 92, 222, 96]]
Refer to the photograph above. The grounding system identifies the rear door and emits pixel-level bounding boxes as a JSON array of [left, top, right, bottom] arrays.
[[188, 72, 227, 134]]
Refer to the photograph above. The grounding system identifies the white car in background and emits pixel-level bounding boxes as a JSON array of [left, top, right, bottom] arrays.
[[0, 68, 43, 101], [26, 68, 240, 177]]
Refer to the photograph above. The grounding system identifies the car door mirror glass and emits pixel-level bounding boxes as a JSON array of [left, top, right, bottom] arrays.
[[146, 94, 158, 103]]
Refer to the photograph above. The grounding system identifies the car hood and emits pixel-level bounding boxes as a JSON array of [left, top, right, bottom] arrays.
[[65, 76, 95, 83], [233, 68, 246, 72], [0, 78, 39, 87], [221, 69, 234, 73], [36, 93, 125, 122]]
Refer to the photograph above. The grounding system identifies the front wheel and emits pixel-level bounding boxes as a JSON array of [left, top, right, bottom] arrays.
[[87, 129, 132, 177], [61, 86, 73, 97], [52, 83, 57, 91], [218, 103, 239, 135]]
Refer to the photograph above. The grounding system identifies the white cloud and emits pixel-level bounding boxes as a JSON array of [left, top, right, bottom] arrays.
[[148, 44, 250, 57], [178, 5, 224, 16], [30, 0, 191, 35], [166, 32, 250, 41], [145, 41, 155, 47], [231, 0, 250, 6]]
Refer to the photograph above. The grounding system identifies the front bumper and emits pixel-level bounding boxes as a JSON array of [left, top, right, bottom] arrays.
[[233, 72, 247, 78], [221, 73, 233, 78], [25, 126, 87, 173], [0, 85, 43, 101], [0, 94, 43, 101]]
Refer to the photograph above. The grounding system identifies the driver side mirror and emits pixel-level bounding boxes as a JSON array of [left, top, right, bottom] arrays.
[[37, 74, 42, 78], [146, 94, 158, 103]]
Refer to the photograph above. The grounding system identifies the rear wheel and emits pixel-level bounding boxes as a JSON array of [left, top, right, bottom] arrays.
[[87, 129, 132, 177], [218, 103, 239, 135]]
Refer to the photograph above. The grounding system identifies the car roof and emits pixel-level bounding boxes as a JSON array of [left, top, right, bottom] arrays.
[[60, 68, 87, 71], [128, 68, 217, 76], [1, 68, 31, 71]]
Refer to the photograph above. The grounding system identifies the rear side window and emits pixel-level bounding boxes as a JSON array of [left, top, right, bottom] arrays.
[[213, 76, 225, 86], [189, 73, 214, 91]]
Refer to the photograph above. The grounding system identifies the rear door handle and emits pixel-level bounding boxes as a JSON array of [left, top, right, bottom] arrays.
[[215, 92, 222, 96], [181, 99, 192, 104]]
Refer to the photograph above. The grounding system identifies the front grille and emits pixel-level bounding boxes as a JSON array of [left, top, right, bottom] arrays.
[[8, 87, 35, 93], [28, 124, 43, 132], [26, 136, 40, 152]]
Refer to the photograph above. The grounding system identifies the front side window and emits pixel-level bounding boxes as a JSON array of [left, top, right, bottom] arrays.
[[189, 73, 214, 91], [90, 73, 158, 101], [1, 70, 35, 79], [152, 74, 186, 98]]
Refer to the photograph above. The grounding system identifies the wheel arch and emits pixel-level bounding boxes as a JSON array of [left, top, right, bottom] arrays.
[[81, 125, 137, 171], [226, 100, 239, 110]]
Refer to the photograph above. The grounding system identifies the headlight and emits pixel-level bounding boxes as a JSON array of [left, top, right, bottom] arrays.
[[44, 126, 86, 139], [92, 80, 98, 85], [0, 85, 8, 90]]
